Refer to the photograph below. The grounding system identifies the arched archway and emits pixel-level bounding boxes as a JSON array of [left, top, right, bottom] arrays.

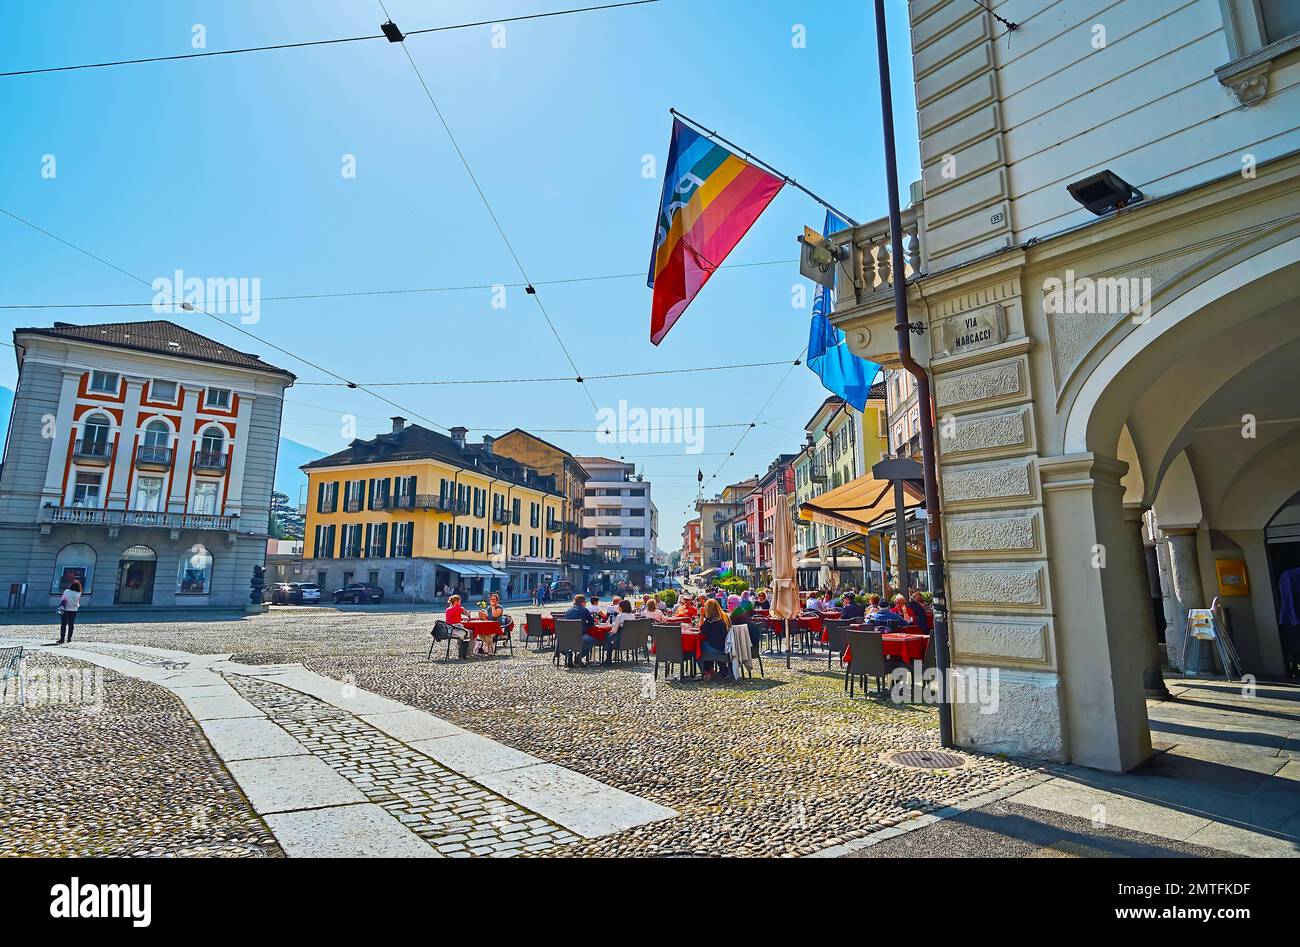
[[1055, 236, 1300, 721], [115, 544, 156, 605]]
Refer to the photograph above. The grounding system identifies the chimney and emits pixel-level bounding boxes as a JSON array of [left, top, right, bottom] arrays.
[[481, 434, 495, 455], [449, 426, 468, 449], [391, 416, 406, 433]]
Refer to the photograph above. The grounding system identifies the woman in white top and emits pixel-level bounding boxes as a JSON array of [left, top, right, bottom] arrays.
[[58, 579, 83, 644], [643, 597, 662, 620], [606, 599, 636, 662]]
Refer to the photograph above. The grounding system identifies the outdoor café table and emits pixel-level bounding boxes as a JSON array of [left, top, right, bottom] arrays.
[[540, 615, 556, 633], [797, 614, 823, 636], [650, 626, 703, 660], [842, 630, 929, 664], [819, 609, 842, 620]]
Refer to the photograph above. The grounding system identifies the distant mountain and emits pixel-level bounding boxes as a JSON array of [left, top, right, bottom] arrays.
[[275, 437, 326, 505]]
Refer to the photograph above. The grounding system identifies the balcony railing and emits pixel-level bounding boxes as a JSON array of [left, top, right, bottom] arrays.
[[384, 494, 417, 511], [192, 451, 228, 473], [545, 518, 562, 532], [344, 498, 364, 513], [759, 531, 774, 543], [810, 463, 827, 483], [829, 204, 923, 307], [42, 505, 236, 532], [492, 508, 512, 524], [74, 440, 113, 463], [135, 445, 173, 468]]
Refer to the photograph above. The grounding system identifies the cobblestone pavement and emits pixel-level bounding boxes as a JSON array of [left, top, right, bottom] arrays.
[[225, 673, 580, 857], [0, 651, 281, 858], [3, 608, 1043, 856]]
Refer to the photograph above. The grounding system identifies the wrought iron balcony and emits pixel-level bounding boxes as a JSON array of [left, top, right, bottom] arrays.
[[41, 505, 236, 532], [810, 462, 827, 483], [192, 451, 228, 473], [384, 494, 417, 511], [73, 439, 113, 464], [135, 445, 173, 469], [492, 508, 512, 524], [545, 518, 562, 532], [344, 498, 364, 513]]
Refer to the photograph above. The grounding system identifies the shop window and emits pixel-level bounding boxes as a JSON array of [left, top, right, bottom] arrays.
[[52, 543, 96, 594], [177, 544, 212, 594]]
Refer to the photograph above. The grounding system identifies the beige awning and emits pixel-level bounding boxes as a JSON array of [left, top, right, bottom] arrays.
[[798, 474, 923, 533]]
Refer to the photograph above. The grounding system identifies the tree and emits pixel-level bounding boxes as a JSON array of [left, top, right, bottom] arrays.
[[269, 490, 305, 540]]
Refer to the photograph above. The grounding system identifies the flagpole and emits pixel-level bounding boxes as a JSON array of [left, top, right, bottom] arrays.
[[669, 108, 861, 228]]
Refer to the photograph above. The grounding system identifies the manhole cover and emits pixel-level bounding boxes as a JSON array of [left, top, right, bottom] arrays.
[[888, 749, 968, 770]]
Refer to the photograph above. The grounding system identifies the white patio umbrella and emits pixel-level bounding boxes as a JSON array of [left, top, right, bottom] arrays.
[[817, 538, 832, 592], [771, 494, 800, 668]]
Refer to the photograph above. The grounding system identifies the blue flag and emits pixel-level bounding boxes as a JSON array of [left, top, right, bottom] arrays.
[[807, 211, 879, 410]]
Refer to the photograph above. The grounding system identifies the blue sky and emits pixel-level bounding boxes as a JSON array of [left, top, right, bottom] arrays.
[[0, 0, 919, 547]]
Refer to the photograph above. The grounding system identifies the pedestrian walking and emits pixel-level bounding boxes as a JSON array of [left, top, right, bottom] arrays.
[[56, 580, 82, 644]]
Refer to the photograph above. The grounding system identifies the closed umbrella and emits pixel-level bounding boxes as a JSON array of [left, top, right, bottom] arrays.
[[771, 494, 800, 667], [817, 538, 832, 592]]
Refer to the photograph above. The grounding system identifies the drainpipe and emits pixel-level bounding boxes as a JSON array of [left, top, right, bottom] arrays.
[[872, 0, 954, 748]]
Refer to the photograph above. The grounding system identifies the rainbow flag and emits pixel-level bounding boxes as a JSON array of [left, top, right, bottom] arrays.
[[647, 118, 783, 345]]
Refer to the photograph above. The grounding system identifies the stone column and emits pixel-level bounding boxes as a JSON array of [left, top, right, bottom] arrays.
[[1162, 527, 1205, 672], [1123, 503, 1169, 698], [1039, 453, 1152, 771]]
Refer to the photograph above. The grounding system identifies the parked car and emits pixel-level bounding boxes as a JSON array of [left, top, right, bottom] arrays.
[[267, 582, 297, 605], [549, 579, 575, 600], [268, 582, 322, 605], [332, 582, 385, 605]]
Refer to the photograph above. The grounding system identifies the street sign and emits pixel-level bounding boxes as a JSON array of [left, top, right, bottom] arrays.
[[798, 227, 841, 290]]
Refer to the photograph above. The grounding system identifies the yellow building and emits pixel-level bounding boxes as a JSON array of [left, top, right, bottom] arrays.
[[301, 420, 564, 602], [491, 428, 591, 588]]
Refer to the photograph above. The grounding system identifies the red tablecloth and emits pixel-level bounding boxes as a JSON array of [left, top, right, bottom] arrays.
[[820, 610, 842, 619], [843, 632, 929, 664], [796, 614, 823, 636], [649, 627, 702, 659], [462, 620, 507, 638], [538, 616, 612, 639]]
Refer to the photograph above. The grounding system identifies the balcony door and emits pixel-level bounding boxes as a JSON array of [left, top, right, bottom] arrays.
[[115, 545, 156, 605]]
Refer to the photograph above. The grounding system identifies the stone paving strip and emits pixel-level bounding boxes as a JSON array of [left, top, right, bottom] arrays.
[[224, 674, 581, 857], [2, 637, 675, 857]]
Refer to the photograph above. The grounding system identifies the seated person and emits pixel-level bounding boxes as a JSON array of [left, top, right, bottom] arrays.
[[698, 598, 732, 680], [674, 596, 698, 621], [840, 594, 865, 623], [805, 591, 823, 612], [563, 594, 598, 667], [889, 594, 920, 626], [642, 596, 663, 620], [475, 592, 512, 655], [868, 608, 908, 629], [909, 591, 932, 633], [442, 594, 473, 657], [753, 591, 772, 611], [606, 598, 635, 658]]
